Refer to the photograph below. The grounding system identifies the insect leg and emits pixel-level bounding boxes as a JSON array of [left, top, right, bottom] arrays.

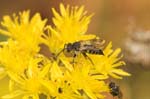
[[71, 53, 77, 67], [82, 53, 94, 65]]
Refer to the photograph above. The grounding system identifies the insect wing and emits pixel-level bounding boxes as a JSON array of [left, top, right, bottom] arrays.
[[91, 38, 105, 48], [79, 38, 105, 51]]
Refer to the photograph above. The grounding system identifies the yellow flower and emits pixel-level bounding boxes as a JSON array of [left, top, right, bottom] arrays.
[[0, 10, 47, 54], [0, 39, 30, 74], [41, 62, 82, 99], [41, 62, 108, 99], [89, 42, 131, 79], [41, 79, 82, 99], [52, 3, 95, 42], [1, 56, 51, 99], [65, 64, 108, 99], [42, 3, 95, 53]]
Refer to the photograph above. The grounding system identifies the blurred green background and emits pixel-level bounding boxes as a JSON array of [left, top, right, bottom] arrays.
[[0, 0, 150, 99]]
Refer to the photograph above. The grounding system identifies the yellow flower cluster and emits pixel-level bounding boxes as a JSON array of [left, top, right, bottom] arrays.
[[0, 3, 130, 99]]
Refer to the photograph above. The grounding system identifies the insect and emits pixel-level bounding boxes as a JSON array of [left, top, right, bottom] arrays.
[[56, 38, 105, 65], [109, 82, 123, 99]]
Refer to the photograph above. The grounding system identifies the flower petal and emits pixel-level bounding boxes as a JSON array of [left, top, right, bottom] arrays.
[[1, 90, 24, 99], [111, 69, 131, 76]]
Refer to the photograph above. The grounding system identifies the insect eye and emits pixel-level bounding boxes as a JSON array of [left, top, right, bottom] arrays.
[[109, 82, 115, 88], [66, 43, 73, 52]]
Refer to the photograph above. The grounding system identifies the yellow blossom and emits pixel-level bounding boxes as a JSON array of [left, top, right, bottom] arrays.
[[89, 42, 131, 79], [65, 64, 109, 99], [42, 3, 95, 53], [52, 3, 95, 42], [41, 79, 82, 99], [0, 39, 30, 74], [41, 62, 82, 99], [0, 10, 47, 54], [1, 56, 51, 99]]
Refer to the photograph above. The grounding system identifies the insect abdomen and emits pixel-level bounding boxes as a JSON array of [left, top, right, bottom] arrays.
[[85, 49, 104, 55]]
